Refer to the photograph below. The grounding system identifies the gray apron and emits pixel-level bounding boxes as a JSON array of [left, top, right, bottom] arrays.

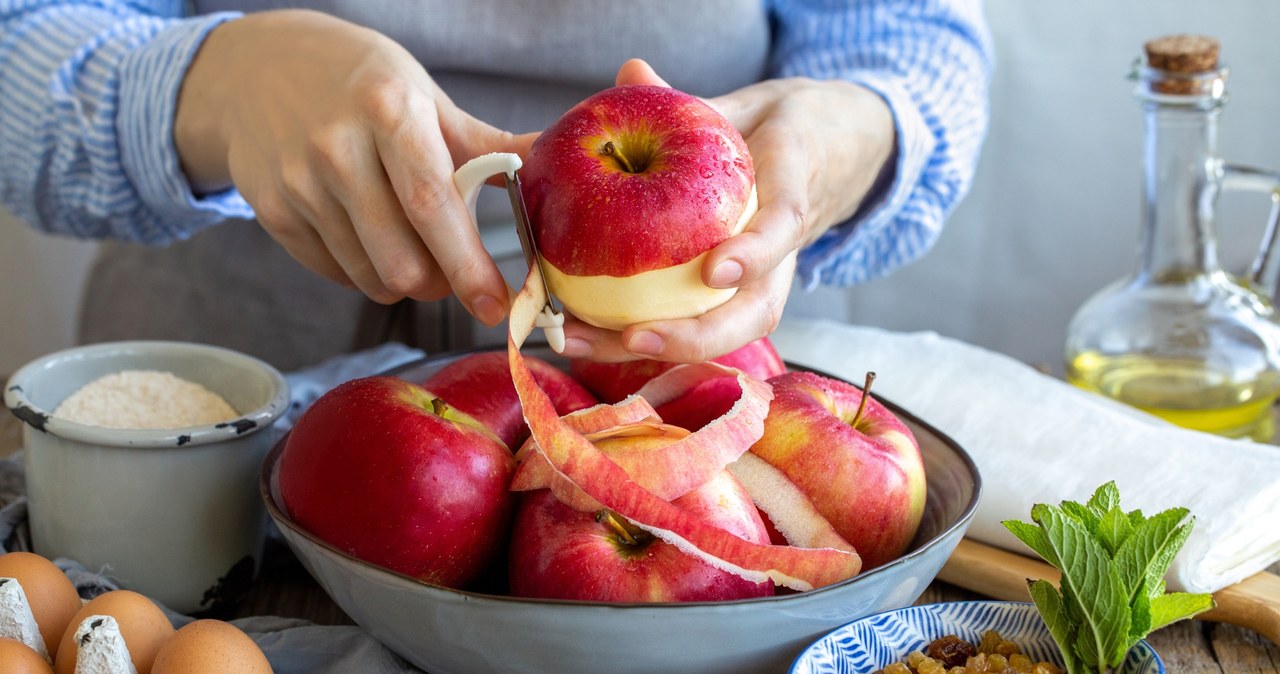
[[80, 0, 769, 370]]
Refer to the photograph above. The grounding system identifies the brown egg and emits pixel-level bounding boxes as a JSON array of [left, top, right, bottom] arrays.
[[0, 552, 81, 657], [151, 620, 272, 674], [0, 637, 55, 673], [54, 590, 175, 674]]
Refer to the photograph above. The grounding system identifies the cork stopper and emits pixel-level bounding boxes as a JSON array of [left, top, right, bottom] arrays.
[[1143, 35, 1221, 95], [1145, 34, 1220, 72]]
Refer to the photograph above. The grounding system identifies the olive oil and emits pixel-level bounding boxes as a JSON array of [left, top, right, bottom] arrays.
[[1067, 351, 1279, 441]]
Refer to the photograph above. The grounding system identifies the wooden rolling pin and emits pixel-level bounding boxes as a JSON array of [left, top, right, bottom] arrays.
[[939, 538, 1280, 646]]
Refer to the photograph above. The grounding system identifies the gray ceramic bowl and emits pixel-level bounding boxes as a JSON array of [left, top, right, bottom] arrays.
[[791, 600, 1163, 673], [260, 347, 981, 674], [5, 340, 290, 613]]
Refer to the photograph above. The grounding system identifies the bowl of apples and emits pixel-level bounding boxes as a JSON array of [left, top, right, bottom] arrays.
[[260, 339, 981, 674], [261, 80, 979, 674]]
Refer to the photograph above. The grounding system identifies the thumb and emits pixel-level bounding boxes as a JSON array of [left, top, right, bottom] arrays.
[[615, 58, 671, 88]]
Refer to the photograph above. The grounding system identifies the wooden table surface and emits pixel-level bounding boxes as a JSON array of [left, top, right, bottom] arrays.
[[2, 394, 1277, 672]]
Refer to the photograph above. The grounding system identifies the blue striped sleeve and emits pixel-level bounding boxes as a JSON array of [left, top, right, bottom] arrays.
[[769, 0, 994, 289], [0, 1, 251, 244]]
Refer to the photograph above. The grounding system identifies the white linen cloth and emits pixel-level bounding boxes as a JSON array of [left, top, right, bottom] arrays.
[[772, 318, 1280, 594]]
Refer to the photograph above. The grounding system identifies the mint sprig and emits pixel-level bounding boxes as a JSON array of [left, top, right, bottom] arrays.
[[1002, 482, 1215, 673]]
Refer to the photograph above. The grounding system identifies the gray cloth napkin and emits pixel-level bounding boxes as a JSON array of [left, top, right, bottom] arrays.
[[1, 343, 427, 673]]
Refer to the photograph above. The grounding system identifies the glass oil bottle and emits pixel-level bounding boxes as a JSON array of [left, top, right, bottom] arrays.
[[1064, 35, 1280, 441]]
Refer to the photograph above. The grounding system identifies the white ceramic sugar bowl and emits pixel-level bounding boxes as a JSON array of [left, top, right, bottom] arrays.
[[4, 341, 289, 613]]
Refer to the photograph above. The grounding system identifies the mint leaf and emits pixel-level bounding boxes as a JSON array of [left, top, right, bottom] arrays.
[[1073, 620, 1101, 669], [1029, 579, 1087, 674], [1003, 518, 1056, 564], [1060, 500, 1101, 537], [1087, 481, 1122, 513], [1128, 583, 1153, 643], [1144, 521, 1193, 597], [1149, 592, 1216, 631], [1114, 508, 1191, 600], [1096, 505, 1134, 555]]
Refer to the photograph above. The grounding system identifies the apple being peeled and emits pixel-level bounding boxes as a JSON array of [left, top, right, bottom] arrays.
[[748, 372, 926, 569], [570, 336, 784, 404], [521, 84, 757, 330], [278, 376, 515, 588], [509, 426, 773, 602], [422, 352, 597, 451]]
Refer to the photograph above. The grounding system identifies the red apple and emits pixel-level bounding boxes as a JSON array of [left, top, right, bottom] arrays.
[[570, 336, 785, 404], [748, 372, 927, 569], [422, 352, 597, 451], [521, 84, 757, 330], [509, 445, 774, 602], [278, 376, 515, 588]]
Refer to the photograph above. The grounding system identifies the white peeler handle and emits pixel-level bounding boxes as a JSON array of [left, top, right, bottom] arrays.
[[452, 153, 566, 352]]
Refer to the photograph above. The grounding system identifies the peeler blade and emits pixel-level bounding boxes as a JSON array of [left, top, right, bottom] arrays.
[[505, 171, 560, 314]]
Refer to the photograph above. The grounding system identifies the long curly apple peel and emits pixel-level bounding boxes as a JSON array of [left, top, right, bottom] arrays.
[[512, 423, 692, 512], [511, 358, 770, 503], [728, 452, 859, 554], [561, 396, 662, 432], [629, 520, 808, 589], [510, 386, 751, 508], [509, 397, 664, 503], [512, 362, 770, 502], [508, 265, 861, 591]]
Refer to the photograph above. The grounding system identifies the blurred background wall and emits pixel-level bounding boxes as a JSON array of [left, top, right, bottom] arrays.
[[3, 0, 1279, 375]]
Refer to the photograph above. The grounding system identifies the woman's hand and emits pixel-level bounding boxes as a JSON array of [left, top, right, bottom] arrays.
[[175, 9, 534, 326], [561, 59, 895, 363]]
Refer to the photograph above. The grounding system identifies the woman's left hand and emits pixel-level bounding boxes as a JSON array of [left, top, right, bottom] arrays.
[[559, 59, 896, 363]]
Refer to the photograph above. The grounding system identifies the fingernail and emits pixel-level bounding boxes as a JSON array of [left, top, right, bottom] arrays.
[[473, 295, 506, 326], [627, 331, 665, 356], [560, 337, 591, 359], [709, 260, 743, 288]]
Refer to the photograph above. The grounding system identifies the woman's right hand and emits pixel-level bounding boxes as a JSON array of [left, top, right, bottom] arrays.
[[175, 9, 532, 326]]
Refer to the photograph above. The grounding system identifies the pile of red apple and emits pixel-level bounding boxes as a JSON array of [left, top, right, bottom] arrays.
[[277, 83, 927, 603], [278, 334, 926, 601]]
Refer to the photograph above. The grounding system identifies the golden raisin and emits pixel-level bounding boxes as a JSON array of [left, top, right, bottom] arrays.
[[882, 664, 912, 674], [1009, 653, 1033, 672], [978, 630, 1002, 654], [919, 660, 946, 674]]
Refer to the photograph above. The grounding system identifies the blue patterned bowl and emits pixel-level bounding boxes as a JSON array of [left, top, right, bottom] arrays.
[[791, 600, 1164, 674]]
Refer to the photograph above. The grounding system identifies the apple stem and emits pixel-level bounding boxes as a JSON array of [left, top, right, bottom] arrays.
[[601, 141, 638, 174], [850, 371, 877, 428], [429, 397, 451, 417], [596, 509, 639, 546]]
